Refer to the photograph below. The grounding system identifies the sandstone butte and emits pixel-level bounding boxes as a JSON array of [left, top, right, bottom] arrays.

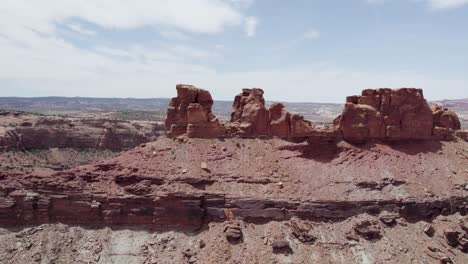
[[165, 84, 462, 142], [1, 84, 468, 263]]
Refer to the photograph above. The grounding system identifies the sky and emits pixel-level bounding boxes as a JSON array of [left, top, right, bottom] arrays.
[[0, 0, 467, 103]]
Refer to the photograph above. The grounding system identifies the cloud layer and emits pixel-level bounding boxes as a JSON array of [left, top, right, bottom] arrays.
[[0, 1, 467, 102]]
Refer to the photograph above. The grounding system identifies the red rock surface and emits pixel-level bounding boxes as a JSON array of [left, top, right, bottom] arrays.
[[1, 119, 468, 263], [1, 137, 467, 230], [227, 88, 271, 137], [166, 86, 463, 143], [165, 84, 225, 138], [336, 88, 465, 142], [432, 104, 461, 130]]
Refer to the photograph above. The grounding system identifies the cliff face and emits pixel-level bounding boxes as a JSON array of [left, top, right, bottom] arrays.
[[338, 88, 461, 142], [1, 86, 467, 263], [0, 111, 164, 150], [1, 137, 467, 229], [1, 136, 468, 263]]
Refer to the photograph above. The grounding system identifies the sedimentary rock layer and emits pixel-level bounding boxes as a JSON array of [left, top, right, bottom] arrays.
[[0, 111, 163, 150], [338, 88, 461, 142], [165, 84, 226, 138], [1, 137, 467, 231], [0, 190, 466, 231]]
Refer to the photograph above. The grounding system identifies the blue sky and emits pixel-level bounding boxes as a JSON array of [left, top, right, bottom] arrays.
[[0, 0, 467, 102]]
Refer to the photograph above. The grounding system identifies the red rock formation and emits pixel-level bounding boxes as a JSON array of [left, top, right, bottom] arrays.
[[289, 113, 315, 138], [432, 104, 461, 129], [228, 88, 271, 137], [165, 86, 461, 142], [268, 103, 290, 138], [165, 84, 225, 138], [338, 88, 436, 142], [227, 89, 316, 139]]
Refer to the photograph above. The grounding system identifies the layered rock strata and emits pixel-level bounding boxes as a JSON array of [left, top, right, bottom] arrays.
[[165, 85, 462, 142], [336, 88, 462, 142], [0, 190, 466, 231], [0, 112, 163, 150], [338, 88, 433, 142]]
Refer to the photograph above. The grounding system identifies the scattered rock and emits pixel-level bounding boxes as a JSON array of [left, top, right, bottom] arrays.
[[224, 223, 243, 243], [271, 241, 293, 254], [439, 254, 453, 264], [289, 219, 316, 244], [200, 162, 210, 172], [345, 232, 360, 242], [32, 252, 41, 262], [198, 239, 206, 249], [423, 223, 434, 237], [444, 228, 460, 247], [379, 214, 398, 226], [354, 220, 382, 240]]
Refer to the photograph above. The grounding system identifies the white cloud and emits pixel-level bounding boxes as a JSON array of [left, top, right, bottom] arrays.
[[0, 0, 249, 35], [244, 16, 259, 37], [302, 29, 320, 40], [427, 0, 468, 10], [0, 0, 255, 97], [159, 30, 191, 41], [229, 0, 255, 8], [366, 0, 468, 10], [66, 23, 96, 36]]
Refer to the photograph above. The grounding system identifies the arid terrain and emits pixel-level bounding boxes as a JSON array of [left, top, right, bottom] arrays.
[[0, 87, 467, 264]]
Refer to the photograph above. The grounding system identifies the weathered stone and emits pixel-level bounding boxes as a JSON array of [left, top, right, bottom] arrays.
[[444, 228, 460, 247], [290, 114, 314, 138], [224, 224, 243, 242], [201, 162, 210, 172], [423, 223, 434, 237], [354, 220, 382, 240], [379, 214, 397, 226], [432, 104, 461, 130], [165, 84, 225, 138], [269, 103, 290, 138], [337, 88, 460, 142], [271, 241, 292, 254], [229, 88, 270, 137]]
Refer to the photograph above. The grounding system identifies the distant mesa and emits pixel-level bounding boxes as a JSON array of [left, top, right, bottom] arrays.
[[164, 84, 463, 143]]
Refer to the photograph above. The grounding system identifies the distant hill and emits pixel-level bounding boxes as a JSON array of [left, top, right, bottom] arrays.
[[0, 97, 343, 123], [0, 96, 466, 127]]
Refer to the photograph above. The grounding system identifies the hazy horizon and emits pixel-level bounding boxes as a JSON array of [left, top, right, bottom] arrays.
[[1, 0, 468, 103]]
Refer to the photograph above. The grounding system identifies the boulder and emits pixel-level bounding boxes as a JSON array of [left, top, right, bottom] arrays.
[[224, 222, 243, 243], [165, 84, 225, 138]]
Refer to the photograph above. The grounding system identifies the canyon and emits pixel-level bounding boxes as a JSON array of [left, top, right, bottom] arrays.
[[0, 85, 467, 263]]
